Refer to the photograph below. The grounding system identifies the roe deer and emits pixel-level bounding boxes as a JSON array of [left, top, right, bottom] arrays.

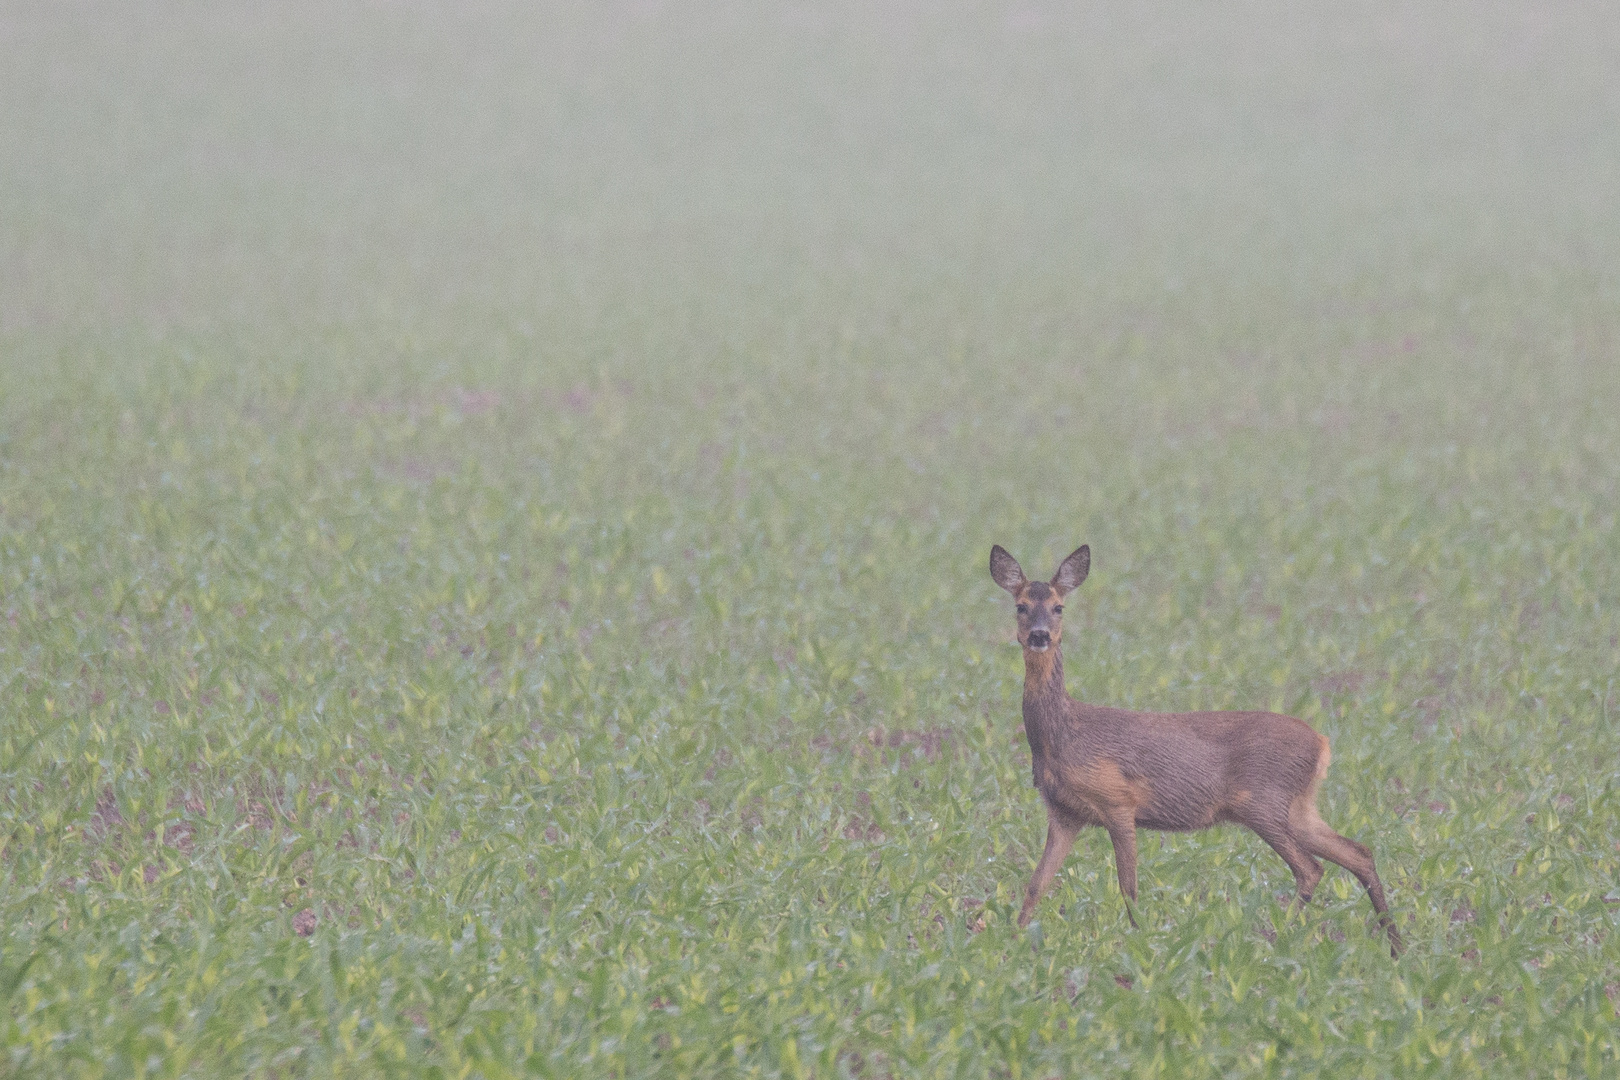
[[990, 544, 1402, 956]]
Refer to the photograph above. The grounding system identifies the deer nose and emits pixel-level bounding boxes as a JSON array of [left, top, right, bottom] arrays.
[[1026, 629, 1051, 649]]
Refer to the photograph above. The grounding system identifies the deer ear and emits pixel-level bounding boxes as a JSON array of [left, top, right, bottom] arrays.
[[1051, 545, 1090, 594], [989, 545, 1027, 593]]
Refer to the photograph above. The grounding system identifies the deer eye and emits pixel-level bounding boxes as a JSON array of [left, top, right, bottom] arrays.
[[1053, 605, 1063, 615], [1016, 604, 1029, 614]]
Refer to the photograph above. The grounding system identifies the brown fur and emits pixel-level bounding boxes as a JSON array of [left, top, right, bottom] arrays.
[[989, 544, 1402, 956]]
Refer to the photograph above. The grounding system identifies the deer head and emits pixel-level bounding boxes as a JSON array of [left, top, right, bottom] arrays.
[[989, 544, 1090, 652]]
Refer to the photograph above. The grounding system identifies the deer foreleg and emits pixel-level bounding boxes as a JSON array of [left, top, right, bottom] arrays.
[[1104, 818, 1139, 927], [1018, 815, 1080, 927]]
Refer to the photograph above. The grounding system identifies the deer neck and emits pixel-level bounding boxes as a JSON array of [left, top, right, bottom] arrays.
[[1022, 645, 1067, 712]]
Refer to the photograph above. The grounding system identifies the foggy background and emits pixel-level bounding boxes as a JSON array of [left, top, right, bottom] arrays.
[[4, 1, 1616, 376]]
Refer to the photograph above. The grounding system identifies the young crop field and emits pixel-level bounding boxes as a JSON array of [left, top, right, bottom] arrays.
[[3, 2, 1618, 1077]]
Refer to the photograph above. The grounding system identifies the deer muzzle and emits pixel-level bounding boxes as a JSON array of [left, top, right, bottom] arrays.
[[1026, 629, 1051, 651]]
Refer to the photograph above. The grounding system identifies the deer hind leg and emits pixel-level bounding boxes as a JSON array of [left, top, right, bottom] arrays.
[[1103, 817, 1140, 928], [1251, 819, 1324, 905], [1018, 814, 1081, 927], [1300, 814, 1403, 956]]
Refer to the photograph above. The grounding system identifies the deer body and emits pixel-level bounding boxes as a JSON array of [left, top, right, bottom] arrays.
[[991, 544, 1401, 955]]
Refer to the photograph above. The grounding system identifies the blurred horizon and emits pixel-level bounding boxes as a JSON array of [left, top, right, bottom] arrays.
[[3, 1, 1616, 364]]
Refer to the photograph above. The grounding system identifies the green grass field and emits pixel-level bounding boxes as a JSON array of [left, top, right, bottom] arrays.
[[3, 2, 1619, 1076]]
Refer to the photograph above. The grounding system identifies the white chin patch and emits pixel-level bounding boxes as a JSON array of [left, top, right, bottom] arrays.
[[1028, 643, 1049, 652]]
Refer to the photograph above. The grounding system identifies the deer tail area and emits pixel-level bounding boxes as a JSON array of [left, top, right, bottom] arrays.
[[1292, 732, 1331, 826]]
